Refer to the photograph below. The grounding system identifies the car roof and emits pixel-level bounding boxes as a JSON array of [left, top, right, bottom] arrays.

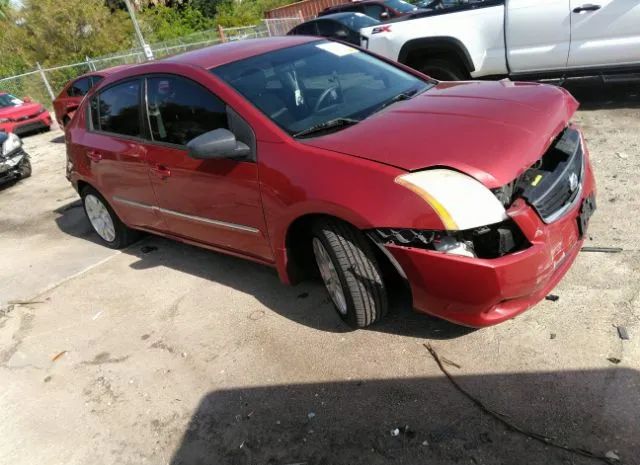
[[72, 64, 133, 82], [163, 36, 319, 70]]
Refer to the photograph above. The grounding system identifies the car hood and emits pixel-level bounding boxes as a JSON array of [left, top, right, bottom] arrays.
[[300, 80, 579, 188], [0, 102, 44, 119]]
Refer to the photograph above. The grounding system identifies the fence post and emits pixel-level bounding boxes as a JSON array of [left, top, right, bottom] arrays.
[[218, 24, 227, 43], [36, 62, 56, 101], [85, 56, 96, 72]]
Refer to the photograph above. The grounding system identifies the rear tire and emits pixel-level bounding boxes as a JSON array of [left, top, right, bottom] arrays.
[[312, 218, 388, 328], [81, 186, 138, 249], [420, 58, 467, 81]]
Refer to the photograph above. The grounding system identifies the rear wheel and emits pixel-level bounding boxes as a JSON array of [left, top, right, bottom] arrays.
[[420, 58, 467, 81], [81, 186, 138, 249], [312, 218, 388, 328]]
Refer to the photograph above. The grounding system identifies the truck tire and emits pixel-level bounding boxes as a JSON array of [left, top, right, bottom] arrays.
[[312, 218, 388, 328], [420, 58, 467, 81]]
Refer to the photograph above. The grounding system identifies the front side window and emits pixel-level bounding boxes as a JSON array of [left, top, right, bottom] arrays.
[[213, 40, 433, 138], [68, 77, 91, 97], [145, 76, 228, 146], [90, 80, 141, 137], [0, 94, 23, 107]]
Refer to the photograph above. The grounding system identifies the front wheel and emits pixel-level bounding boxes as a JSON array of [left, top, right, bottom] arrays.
[[18, 157, 32, 179], [312, 219, 388, 328], [81, 186, 138, 249], [420, 58, 467, 81]]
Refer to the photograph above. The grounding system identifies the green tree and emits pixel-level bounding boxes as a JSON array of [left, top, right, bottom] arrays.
[[3, 0, 135, 67], [139, 4, 215, 41]]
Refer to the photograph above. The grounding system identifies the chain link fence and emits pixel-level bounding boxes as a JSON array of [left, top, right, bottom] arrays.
[[0, 17, 305, 115]]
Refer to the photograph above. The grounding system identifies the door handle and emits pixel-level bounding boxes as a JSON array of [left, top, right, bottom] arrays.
[[86, 150, 102, 162], [150, 165, 171, 179], [573, 3, 601, 13]]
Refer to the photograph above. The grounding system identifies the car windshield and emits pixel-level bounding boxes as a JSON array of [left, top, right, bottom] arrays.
[[336, 13, 380, 29], [0, 93, 23, 108], [213, 40, 433, 138], [384, 0, 418, 12]]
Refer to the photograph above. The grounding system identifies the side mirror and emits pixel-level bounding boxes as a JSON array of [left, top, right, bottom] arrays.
[[187, 128, 251, 160]]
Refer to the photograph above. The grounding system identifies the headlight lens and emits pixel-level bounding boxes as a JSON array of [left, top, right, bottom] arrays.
[[395, 169, 508, 230], [2, 132, 23, 156]]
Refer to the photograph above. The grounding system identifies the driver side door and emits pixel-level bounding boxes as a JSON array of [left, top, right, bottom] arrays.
[[142, 74, 273, 261]]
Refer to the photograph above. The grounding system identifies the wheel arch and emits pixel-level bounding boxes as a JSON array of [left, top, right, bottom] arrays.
[[398, 37, 475, 75], [280, 212, 408, 293]]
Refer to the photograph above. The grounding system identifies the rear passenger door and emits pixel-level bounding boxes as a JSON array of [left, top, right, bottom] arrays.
[[141, 75, 273, 261], [567, 0, 640, 68], [85, 79, 163, 230]]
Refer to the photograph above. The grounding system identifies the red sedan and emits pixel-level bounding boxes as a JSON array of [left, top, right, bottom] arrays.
[[0, 93, 52, 135], [53, 65, 131, 127], [65, 37, 596, 328]]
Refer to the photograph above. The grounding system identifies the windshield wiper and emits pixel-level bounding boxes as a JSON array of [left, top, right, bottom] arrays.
[[293, 117, 360, 138], [370, 89, 420, 115]]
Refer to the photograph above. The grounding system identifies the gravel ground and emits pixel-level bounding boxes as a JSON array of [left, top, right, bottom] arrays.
[[0, 80, 638, 465]]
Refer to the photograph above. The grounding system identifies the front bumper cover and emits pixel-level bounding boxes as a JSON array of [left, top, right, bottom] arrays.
[[384, 150, 596, 328]]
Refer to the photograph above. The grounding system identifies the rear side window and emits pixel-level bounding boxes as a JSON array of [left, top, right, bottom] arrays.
[[91, 76, 104, 87], [68, 77, 92, 97], [145, 76, 228, 146], [90, 80, 141, 137]]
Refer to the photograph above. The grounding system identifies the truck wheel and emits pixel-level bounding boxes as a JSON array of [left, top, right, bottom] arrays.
[[81, 186, 138, 249], [420, 58, 467, 81], [18, 157, 32, 179], [312, 218, 388, 328]]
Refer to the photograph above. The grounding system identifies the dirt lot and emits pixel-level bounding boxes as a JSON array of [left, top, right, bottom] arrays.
[[1, 81, 639, 465]]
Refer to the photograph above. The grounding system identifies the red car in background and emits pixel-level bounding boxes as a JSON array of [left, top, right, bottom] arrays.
[[0, 93, 52, 136], [65, 37, 596, 329], [53, 65, 130, 127]]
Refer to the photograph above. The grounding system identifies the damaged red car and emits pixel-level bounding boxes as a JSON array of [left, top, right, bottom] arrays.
[[65, 37, 596, 328]]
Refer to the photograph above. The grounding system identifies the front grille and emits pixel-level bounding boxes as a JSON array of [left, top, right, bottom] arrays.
[[494, 127, 584, 223]]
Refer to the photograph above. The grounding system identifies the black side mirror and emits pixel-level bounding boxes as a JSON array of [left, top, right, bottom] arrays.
[[187, 128, 251, 160]]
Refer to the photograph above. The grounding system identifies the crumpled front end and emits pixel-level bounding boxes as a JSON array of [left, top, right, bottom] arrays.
[[374, 126, 596, 327]]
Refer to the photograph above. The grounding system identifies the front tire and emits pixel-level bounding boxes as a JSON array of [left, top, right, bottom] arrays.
[[420, 58, 467, 81], [18, 157, 32, 179], [312, 218, 388, 328], [81, 186, 138, 249]]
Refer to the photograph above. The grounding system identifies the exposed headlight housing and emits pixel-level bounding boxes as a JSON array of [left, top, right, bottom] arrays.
[[2, 132, 22, 156], [395, 169, 508, 231]]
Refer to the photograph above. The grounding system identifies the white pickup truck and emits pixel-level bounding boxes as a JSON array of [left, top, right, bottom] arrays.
[[361, 0, 640, 81]]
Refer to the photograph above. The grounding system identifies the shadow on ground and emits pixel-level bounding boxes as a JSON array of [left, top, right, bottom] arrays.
[[562, 80, 640, 110], [53, 199, 474, 339], [169, 369, 639, 465]]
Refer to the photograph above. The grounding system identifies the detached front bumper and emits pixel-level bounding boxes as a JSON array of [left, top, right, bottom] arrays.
[[385, 152, 596, 328], [0, 110, 52, 136]]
